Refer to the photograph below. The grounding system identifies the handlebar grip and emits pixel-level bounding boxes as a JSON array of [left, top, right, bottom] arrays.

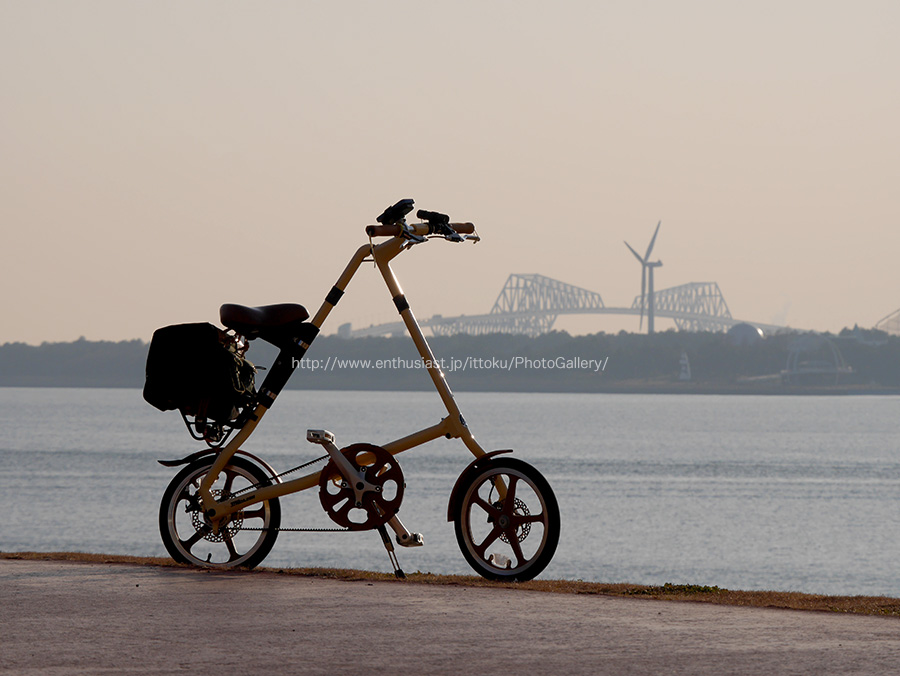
[[366, 223, 402, 237], [451, 222, 476, 234]]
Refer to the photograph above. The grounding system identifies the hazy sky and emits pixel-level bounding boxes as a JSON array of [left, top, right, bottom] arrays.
[[2, 1, 898, 345]]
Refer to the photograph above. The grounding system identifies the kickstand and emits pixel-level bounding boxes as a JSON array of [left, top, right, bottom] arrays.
[[377, 524, 406, 579]]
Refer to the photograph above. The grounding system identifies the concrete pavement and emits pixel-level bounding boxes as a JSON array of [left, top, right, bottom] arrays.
[[2, 559, 899, 675]]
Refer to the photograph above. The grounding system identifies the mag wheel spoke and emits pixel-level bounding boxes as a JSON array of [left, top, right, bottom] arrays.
[[180, 528, 208, 553], [224, 534, 239, 562], [472, 526, 503, 559], [470, 494, 499, 517], [508, 532, 526, 568], [221, 469, 237, 497], [239, 507, 267, 521]]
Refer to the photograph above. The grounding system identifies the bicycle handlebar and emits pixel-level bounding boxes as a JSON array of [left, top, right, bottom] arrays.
[[366, 223, 403, 237], [368, 199, 477, 240], [365, 221, 476, 238]]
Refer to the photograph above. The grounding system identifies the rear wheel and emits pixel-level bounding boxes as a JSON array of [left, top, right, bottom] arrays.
[[159, 456, 280, 568], [453, 457, 559, 581]]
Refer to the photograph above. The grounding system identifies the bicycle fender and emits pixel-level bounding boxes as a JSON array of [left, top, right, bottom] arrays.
[[157, 449, 215, 468], [446, 449, 513, 522], [157, 449, 282, 483]]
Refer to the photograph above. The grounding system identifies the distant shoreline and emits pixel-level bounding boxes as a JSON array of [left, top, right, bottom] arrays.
[[2, 382, 899, 396], [4, 330, 900, 395]]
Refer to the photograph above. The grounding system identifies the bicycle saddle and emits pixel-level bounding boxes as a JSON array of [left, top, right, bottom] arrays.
[[220, 303, 310, 340]]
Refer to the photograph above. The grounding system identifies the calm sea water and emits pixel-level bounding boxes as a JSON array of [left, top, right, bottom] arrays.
[[1, 387, 898, 596]]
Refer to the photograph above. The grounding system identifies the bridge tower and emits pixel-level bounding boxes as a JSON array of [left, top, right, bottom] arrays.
[[631, 282, 733, 332], [428, 274, 605, 337]]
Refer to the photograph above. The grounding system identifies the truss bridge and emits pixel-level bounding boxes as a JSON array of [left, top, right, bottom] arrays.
[[431, 274, 606, 337], [349, 273, 783, 338], [630, 282, 734, 333]]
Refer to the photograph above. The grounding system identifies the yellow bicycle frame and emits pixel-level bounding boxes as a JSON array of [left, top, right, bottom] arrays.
[[198, 231, 489, 524]]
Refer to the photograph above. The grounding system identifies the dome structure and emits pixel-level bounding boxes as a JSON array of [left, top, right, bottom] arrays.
[[727, 322, 764, 346], [782, 334, 852, 386]]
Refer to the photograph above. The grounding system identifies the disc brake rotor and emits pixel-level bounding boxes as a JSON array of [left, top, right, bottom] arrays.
[[191, 489, 242, 542], [491, 497, 531, 544], [318, 443, 404, 531]]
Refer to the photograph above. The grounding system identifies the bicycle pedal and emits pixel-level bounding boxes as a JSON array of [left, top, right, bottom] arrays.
[[396, 532, 425, 548], [307, 429, 335, 444]]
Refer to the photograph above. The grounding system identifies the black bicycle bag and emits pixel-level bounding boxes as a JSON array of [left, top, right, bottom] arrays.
[[143, 323, 256, 423]]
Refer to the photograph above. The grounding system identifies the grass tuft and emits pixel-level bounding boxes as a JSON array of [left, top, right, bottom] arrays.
[[4, 551, 899, 617]]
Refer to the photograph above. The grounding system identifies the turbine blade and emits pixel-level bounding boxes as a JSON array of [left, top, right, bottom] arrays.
[[645, 220, 662, 259], [624, 241, 644, 263]]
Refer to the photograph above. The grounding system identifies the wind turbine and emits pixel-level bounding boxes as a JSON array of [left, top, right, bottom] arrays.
[[624, 221, 663, 334]]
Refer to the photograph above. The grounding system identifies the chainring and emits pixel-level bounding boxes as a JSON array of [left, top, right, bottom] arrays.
[[318, 443, 404, 531]]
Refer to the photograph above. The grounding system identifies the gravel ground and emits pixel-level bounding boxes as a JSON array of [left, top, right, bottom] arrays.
[[2, 559, 900, 675]]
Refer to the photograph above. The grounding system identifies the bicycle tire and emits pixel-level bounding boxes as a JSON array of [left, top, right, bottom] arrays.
[[159, 455, 281, 569], [453, 457, 559, 581]]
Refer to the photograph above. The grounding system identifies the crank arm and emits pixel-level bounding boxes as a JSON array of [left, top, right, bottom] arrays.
[[388, 515, 424, 548], [307, 429, 380, 504]]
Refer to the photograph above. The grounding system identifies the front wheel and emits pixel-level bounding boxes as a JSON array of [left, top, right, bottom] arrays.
[[453, 457, 559, 581], [159, 456, 281, 569]]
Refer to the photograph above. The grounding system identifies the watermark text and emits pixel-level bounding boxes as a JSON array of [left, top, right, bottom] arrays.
[[290, 355, 608, 373]]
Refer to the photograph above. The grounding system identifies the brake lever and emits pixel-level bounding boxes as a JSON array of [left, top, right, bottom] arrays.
[[416, 210, 464, 243], [440, 224, 464, 243]]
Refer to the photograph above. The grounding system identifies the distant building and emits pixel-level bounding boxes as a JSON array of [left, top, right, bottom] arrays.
[[781, 334, 852, 386], [678, 352, 691, 381]]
